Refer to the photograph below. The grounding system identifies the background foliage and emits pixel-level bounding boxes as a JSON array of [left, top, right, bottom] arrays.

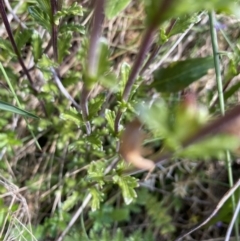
[[0, 0, 240, 240]]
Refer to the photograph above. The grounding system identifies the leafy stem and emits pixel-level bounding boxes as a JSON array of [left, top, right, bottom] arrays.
[[114, 0, 175, 133]]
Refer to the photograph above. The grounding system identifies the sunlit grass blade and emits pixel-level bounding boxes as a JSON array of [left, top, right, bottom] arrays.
[[0, 100, 39, 118]]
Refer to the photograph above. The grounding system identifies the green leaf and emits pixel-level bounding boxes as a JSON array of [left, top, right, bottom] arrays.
[[120, 62, 130, 96], [105, 109, 115, 133], [87, 161, 106, 188], [0, 100, 38, 118], [152, 57, 214, 93], [113, 175, 138, 205], [14, 29, 32, 50], [90, 187, 104, 211], [138, 100, 170, 138], [62, 191, 79, 211], [37, 0, 51, 16], [28, 6, 50, 31], [38, 54, 59, 69], [32, 30, 43, 63], [110, 208, 130, 222], [97, 39, 111, 77], [143, 0, 238, 27], [0, 132, 22, 149], [179, 134, 240, 159], [173, 101, 209, 144], [59, 24, 85, 35], [83, 39, 112, 88], [54, 2, 83, 25], [105, 0, 131, 19], [89, 95, 105, 119], [37, 54, 58, 80], [0, 39, 15, 58], [224, 81, 240, 101], [60, 107, 82, 126], [168, 13, 202, 37], [58, 32, 72, 63], [86, 134, 103, 151], [158, 28, 169, 45], [99, 73, 118, 91]]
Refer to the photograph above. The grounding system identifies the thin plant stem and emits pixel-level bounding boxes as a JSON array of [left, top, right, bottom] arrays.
[[80, 0, 105, 135], [225, 191, 240, 241], [114, 25, 156, 133], [50, 67, 81, 111], [114, 0, 187, 133], [139, 18, 177, 75], [209, 11, 239, 239], [57, 193, 92, 241], [0, 0, 34, 89]]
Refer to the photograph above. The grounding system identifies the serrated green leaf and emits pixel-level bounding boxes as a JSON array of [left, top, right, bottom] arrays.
[[37, 54, 58, 80], [60, 107, 82, 126], [62, 191, 78, 211], [37, 0, 51, 16], [0, 101, 38, 119], [32, 30, 43, 63], [28, 6, 50, 31], [37, 54, 59, 69], [152, 57, 214, 93], [105, 109, 115, 133], [54, 2, 83, 25], [120, 62, 130, 96], [59, 24, 85, 34], [58, 32, 72, 63], [90, 188, 104, 211], [88, 161, 106, 187], [86, 134, 102, 150], [88, 94, 105, 119], [158, 28, 169, 45], [105, 0, 131, 19], [0, 39, 15, 57], [113, 175, 138, 205], [14, 29, 32, 50]]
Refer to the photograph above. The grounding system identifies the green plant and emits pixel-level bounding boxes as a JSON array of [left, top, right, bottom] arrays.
[[0, 0, 240, 240]]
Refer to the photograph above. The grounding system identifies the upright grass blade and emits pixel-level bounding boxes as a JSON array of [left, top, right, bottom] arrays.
[[209, 11, 239, 239], [0, 63, 41, 150], [0, 101, 38, 119]]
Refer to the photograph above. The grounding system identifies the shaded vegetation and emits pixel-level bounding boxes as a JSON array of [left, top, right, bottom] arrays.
[[0, 0, 240, 240]]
